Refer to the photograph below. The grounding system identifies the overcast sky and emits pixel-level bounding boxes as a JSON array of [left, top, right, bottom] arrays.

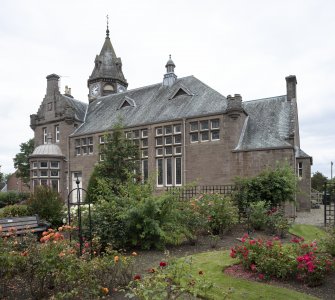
[[0, 0, 334, 178]]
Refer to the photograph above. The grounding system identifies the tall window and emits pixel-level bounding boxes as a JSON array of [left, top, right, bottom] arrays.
[[43, 128, 47, 144], [142, 159, 148, 182], [55, 125, 60, 143], [155, 123, 183, 187], [298, 162, 303, 178]]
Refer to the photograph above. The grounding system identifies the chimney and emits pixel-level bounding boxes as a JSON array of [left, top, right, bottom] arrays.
[[226, 94, 245, 119], [46, 74, 60, 96], [285, 75, 297, 101]]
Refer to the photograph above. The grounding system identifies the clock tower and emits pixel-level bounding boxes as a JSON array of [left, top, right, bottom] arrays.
[[88, 18, 128, 102]]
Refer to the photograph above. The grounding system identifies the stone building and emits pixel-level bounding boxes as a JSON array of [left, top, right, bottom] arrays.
[[29, 25, 312, 211]]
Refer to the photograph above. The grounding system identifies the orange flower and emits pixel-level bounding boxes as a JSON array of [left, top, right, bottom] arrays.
[[42, 231, 49, 237], [58, 251, 66, 258], [131, 252, 138, 256], [114, 256, 119, 263], [21, 251, 28, 257], [101, 287, 109, 295]]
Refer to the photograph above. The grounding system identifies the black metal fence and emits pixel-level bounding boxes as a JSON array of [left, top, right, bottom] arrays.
[[324, 182, 335, 226], [166, 185, 236, 200]]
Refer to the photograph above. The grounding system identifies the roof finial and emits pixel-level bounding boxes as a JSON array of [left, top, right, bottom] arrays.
[[169, 54, 171, 59], [106, 14, 110, 38]]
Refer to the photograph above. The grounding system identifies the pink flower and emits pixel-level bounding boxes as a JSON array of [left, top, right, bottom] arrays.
[[249, 240, 256, 245], [250, 264, 257, 272], [258, 274, 265, 280]]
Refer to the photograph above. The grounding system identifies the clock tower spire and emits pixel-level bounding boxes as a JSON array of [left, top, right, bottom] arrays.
[[88, 16, 128, 102]]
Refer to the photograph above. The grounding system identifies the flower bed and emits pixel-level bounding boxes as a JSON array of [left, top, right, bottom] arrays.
[[230, 234, 335, 286]]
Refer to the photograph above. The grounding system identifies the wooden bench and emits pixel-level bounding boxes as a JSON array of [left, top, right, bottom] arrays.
[[0, 215, 49, 236]]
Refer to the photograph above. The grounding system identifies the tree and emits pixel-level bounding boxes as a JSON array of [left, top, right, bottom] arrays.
[[311, 171, 328, 192], [86, 123, 141, 201], [13, 139, 34, 187]]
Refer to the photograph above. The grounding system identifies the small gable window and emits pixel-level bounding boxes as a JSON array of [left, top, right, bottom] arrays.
[[169, 85, 194, 100], [118, 96, 136, 110]]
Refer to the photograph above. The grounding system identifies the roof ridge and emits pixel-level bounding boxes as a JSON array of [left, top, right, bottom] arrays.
[[244, 95, 287, 103]]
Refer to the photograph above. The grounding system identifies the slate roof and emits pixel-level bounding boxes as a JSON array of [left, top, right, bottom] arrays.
[[72, 76, 301, 153], [73, 76, 227, 135], [63, 95, 87, 122], [235, 96, 293, 151]]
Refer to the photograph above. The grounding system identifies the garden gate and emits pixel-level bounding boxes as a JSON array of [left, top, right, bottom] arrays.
[[67, 177, 93, 257], [324, 182, 335, 226]]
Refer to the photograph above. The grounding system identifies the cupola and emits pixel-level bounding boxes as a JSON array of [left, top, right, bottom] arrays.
[[163, 55, 177, 87]]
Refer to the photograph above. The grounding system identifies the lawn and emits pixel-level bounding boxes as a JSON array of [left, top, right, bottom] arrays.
[[289, 224, 327, 241], [187, 250, 318, 300]]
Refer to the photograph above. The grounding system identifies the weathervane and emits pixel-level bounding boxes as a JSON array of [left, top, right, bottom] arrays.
[[106, 14, 110, 38]]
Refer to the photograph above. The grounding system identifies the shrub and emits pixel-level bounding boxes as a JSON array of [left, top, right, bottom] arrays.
[[0, 226, 134, 299], [27, 186, 64, 226], [230, 234, 335, 286], [195, 194, 239, 235], [234, 164, 297, 210], [126, 257, 213, 299], [321, 227, 335, 256], [265, 207, 290, 237], [0, 204, 31, 217], [248, 201, 269, 230], [0, 191, 29, 208]]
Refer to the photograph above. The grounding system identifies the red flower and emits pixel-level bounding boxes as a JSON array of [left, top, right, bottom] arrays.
[[258, 274, 265, 280], [148, 268, 155, 273], [159, 261, 167, 267], [133, 274, 141, 280], [250, 264, 257, 272]]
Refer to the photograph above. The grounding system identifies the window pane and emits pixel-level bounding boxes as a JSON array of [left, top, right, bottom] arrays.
[[41, 179, 48, 186], [165, 125, 172, 135], [201, 131, 209, 141], [142, 159, 148, 181], [133, 130, 140, 138], [165, 146, 172, 155], [156, 127, 163, 136], [174, 146, 182, 154], [33, 162, 38, 169], [40, 170, 48, 177], [156, 148, 163, 156], [142, 138, 148, 147], [81, 138, 87, 145], [156, 137, 163, 146], [175, 157, 182, 185], [190, 122, 198, 131], [50, 161, 59, 168], [125, 131, 132, 139], [88, 146, 93, 154], [142, 149, 148, 158], [88, 137, 93, 145], [157, 159, 163, 186], [211, 119, 220, 129], [190, 132, 198, 142], [142, 129, 148, 137], [174, 135, 181, 144], [174, 124, 181, 133], [166, 158, 173, 185], [200, 120, 209, 130], [75, 139, 81, 147], [51, 180, 59, 192], [40, 162, 48, 168], [76, 148, 81, 156], [82, 146, 87, 155], [50, 170, 59, 177], [211, 130, 220, 140], [165, 136, 172, 145]]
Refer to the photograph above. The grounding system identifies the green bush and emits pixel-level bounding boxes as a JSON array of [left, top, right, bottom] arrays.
[[321, 227, 335, 256], [27, 186, 64, 226], [0, 204, 31, 218], [249, 201, 269, 230], [234, 164, 297, 210], [266, 208, 290, 237], [0, 192, 29, 208], [195, 194, 239, 235]]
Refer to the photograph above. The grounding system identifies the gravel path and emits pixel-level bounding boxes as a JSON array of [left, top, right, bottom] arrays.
[[295, 206, 325, 227]]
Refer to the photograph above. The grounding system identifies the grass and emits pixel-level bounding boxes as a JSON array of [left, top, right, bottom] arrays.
[[187, 250, 318, 300], [289, 224, 327, 241]]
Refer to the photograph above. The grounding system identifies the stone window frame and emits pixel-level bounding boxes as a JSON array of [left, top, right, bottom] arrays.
[[43, 128, 47, 144], [298, 162, 303, 178], [189, 118, 220, 144]]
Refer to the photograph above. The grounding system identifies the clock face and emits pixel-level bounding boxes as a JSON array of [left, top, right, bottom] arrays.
[[117, 84, 125, 93], [91, 84, 100, 97]]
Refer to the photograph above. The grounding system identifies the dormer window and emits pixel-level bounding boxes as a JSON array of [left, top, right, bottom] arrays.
[[169, 85, 194, 100]]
